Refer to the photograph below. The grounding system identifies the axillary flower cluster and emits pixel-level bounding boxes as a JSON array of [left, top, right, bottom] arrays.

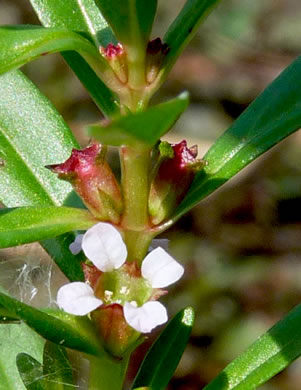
[[49, 138, 203, 356], [58, 223, 183, 344]]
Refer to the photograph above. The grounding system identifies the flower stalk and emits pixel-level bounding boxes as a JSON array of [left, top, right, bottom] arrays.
[[88, 354, 130, 390]]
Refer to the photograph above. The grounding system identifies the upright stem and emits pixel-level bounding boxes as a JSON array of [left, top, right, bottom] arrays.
[[123, 229, 154, 265], [120, 146, 153, 262], [126, 45, 146, 90], [120, 146, 151, 231], [88, 354, 129, 390]]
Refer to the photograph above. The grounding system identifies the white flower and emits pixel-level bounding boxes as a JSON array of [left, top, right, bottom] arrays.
[[124, 301, 168, 333], [81, 222, 127, 272], [57, 282, 103, 316], [141, 247, 184, 288], [57, 222, 184, 333]]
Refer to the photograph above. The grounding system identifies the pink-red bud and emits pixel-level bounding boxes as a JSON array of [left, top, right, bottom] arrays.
[[101, 43, 128, 84], [103, 43, 124, 58], [48, 143, 123, 224], [147, 38, 169, 56], [146, 38, 170, 84], [149, 140, 205, 225]]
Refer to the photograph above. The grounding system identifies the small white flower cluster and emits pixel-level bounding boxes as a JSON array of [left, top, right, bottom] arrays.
[[57, 223, 184, 333]]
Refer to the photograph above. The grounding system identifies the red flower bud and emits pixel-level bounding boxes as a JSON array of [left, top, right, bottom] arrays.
[[103, 43, 124, 58], [146, 38, 170, 84], [48, 143, 123, 224], [101, 43, 128, 84], [147, 38, 169, 56], [149, 140, 205, 225]]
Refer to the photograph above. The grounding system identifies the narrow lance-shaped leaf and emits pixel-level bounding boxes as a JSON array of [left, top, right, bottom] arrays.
[[42, 341, 75, 389], [0, 26, 109, 76], [132, 307, 194, 390], [171, 54, 301, 223], [41, 234, 85, 284], [204, 303, 301, 390], [0, 316, 19, 323], [17, 353, 45, 390], [0, 291, 104, 357], [160, 0, 221, 82], [0, 206, 97, 248], [0, 70, 84, 281], [17, 345, 75, 390], [62, 51, 120, 118], [89, 92, 189, 147], [29, 0, 120, 117], [94, 0, 157, 49], [29, 0, 115, 47], [0, 323, 44, 390]]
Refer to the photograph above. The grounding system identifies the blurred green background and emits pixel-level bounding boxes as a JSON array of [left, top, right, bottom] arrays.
[[1, 1, 301, 389]]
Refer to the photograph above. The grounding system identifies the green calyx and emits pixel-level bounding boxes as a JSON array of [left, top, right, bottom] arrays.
[[158, 141, 174, 159], [95, 263, 153, 307]]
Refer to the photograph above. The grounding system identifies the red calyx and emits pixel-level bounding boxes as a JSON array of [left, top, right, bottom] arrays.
[[147, 38, 169, 55], [48, 143, 123, 223], [82, 263, 102, 289], [148, 140, 204, 225], [159, 140, 198, 183], [91, 303, 140, 357], [102, 43, 124, 58], [48, 143, 101, 180]]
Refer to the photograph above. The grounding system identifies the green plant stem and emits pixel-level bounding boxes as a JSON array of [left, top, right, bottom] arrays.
[[120, 146, 153, 262], [123, 229, 154, 265], [126, 45, 146, 90], [88, 354, 129, 390], [120, 146, 151, 230]]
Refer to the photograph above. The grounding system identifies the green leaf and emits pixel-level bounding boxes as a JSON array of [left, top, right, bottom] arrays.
[[29, 0, 120, 117], [0, 316, 20, 323], [62, 51, 120, 118], [29, 0, 115, 47], [204, 304, 301, 389], [161, 0, 220, 81], [89, 92, 189, 147], [0, 207, 96, 248], [0, 71, 77, 207], [0, 292, 104, 357], [42, 341, 74, 389], [172, 54, 301, 222], [0, 70, 84, 282], [17, 353, 45, 390], [94, 0, 157, 49], [41, 234, 85, 283], [132, 307, 194, 390], [0, 323, 44, 390], [0, 25, 107, 75]]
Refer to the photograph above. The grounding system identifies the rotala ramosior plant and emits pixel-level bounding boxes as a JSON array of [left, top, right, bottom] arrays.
[[1, 1, 301, 389]]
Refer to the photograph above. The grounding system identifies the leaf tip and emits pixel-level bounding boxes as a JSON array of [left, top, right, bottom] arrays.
[[182, 306, 194, 326], [178, 91, 189, 102]]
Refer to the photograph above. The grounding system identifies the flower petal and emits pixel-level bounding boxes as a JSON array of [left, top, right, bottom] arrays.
[[69, 234, 84, 255], [124, 301, 167, 333], [57, 282, 103, 316], [141, 247, 184, 288], [82, 222, 127, 272]]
